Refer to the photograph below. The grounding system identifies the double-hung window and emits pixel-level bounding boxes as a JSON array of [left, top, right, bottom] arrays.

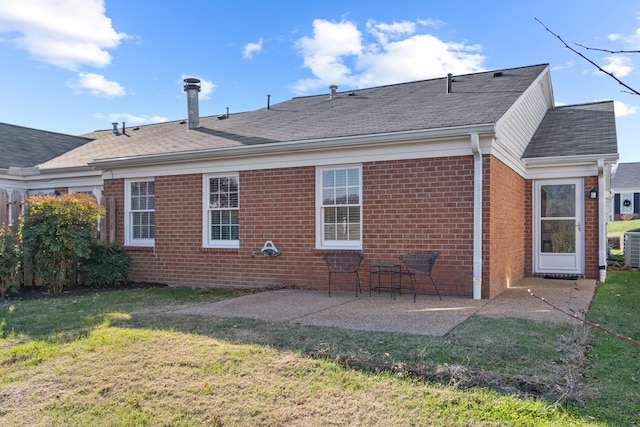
[[317, 165, 362, 249], [204, 174, 239, 248], [125, 179, 155, 246]]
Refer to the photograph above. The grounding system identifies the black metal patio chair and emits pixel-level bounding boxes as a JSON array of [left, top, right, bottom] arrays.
[[322, 252, 364, 297], [398, 251, 442, 302]]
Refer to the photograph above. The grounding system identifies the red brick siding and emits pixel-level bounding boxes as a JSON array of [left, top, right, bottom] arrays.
[[524, 180, 533, 277], [101, 156, 483, 296], [485, 156, 526, 297], [363, 157, 475, 297], [583, 176, 600, 279]]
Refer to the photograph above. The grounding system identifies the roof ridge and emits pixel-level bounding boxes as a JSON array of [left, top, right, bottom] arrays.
[[291, 63, 550, 101]]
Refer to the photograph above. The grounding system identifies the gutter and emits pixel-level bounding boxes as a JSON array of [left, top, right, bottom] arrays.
[[470, 132, 483, 300], [598, 159, 607, 283], [89, 123, 497, 169]]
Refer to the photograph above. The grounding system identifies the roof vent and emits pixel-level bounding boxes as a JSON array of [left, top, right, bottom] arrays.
[[111, 122, 119, 135], [183, 78, 201, 130], [493, 71, 503, 77], [446, 73, 453, 94], [329, 85, 338, 99]]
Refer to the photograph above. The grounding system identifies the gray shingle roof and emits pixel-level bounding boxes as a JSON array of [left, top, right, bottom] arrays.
[[0, 123, 92, 169], [611, 162, 640, 190], [39, 64, 550, 170], [522, 101, 617, 159]]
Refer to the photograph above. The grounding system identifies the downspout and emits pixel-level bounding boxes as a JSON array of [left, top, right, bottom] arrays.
[[470, 133, 483, 299], [597, 160, 607, 283]]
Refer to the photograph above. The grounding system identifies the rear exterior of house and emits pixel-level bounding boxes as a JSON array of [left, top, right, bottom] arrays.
[[611, 162, 640, 220], [5, 64, 618, 298]]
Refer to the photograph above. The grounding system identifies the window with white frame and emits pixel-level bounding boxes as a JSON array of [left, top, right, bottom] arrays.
[[204, 174, 239, 248], [125, 179, 155, 246], [317, 166, 362, 248]]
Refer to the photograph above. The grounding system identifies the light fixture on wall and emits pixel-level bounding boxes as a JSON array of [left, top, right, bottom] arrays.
[[590, 188, 598, 199]]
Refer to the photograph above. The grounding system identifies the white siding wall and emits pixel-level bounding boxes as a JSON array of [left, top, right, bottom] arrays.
[[493, 72, 553, 176]]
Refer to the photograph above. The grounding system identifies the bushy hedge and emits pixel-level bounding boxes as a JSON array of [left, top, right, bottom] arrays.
[[22, 193, 105, 292], [79, 241, 132, 288], [0, 226, 22, 296]]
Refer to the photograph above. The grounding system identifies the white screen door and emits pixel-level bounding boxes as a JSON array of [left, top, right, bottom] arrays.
[[534, 179, 583, 274]]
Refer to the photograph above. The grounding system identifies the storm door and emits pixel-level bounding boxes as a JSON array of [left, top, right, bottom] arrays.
[[534, 179, 583, 275]]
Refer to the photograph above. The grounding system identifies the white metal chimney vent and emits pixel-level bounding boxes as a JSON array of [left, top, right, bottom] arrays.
[[329, 85, 338, 100], [183, 78, 201, 130]]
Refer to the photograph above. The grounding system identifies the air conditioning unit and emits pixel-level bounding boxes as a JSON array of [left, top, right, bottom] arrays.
[[624, 229, 640, 268]]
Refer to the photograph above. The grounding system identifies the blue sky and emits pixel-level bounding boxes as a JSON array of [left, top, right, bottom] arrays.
[[0, 0, 638, 162]]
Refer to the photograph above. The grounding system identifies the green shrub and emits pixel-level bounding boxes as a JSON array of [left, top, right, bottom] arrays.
[[79, 240, 131, 288], [0, 226, 22, 295], [22, 194, 104, 292]]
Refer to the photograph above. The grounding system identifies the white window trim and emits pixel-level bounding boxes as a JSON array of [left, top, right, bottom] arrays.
[[124, 178, 155, 247], [316, 164, 363, 250], [203, 173, 240, 248]]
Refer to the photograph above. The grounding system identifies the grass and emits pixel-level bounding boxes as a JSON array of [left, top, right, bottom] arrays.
[[607, 218, 640, 234], [1, 276, 639, 426]]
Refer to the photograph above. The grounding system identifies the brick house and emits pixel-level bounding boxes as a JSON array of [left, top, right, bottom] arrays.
[[4, 64, 618, 298]]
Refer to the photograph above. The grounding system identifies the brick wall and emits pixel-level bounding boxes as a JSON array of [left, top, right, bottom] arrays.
[[583, 176, 600, 279], [103, 156, 478, 296], [485, 156, 526, 297]]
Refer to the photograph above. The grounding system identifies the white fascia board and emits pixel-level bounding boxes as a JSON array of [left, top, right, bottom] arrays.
[[27, 175, 104, 190], [611, 186, 640, 193], [90, 124, 496, 170], [524, 156, 618, 180], [100, 126, 497, 179]]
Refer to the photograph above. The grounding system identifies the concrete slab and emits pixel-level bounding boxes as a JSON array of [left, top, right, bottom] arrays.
[[172, 278, 596, 336]]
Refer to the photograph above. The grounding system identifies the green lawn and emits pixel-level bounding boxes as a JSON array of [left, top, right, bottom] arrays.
[[608, 218, 640, 234], [1, 276, 639, 426]]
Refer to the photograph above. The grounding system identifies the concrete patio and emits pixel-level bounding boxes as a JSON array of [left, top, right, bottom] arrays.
[[173, 278, 596, 336]]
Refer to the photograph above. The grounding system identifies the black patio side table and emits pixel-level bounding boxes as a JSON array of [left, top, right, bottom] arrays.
[[369, 263, 402, 298]]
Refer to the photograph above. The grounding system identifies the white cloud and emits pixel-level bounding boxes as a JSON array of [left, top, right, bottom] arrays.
[[0, 0, 128, 70], [180, 75, 216, 100], [613, 100, 639, 117], [551, 60, 575, 71], [418, 18, 446, 28], [243, 38, 264, 59], [366, 19, 416, 45], [293, 18, 485, 93], [607, 33, 621, 42], [93, 112, 168, 125], [599, 56, 633, 77], [69, 73, 125, 97]]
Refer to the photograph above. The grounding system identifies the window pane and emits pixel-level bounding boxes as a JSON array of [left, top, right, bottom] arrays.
[[541, 185, 575, 217], [541, 219, 575, 253], [323, 170, 334, 188], [335, 169, 346, 187], [347, 168, 359, 186]]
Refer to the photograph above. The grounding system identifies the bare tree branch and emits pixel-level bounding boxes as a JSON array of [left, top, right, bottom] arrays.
[[529, 289, 640, 347], [575, 43, 640, 54], [535, 18, 640, 96]]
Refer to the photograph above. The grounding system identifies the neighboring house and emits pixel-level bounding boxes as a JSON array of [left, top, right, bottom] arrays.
[[611, 162, 640, 220], [0, 123, 101, 225], [2, 64, 619, 298]]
